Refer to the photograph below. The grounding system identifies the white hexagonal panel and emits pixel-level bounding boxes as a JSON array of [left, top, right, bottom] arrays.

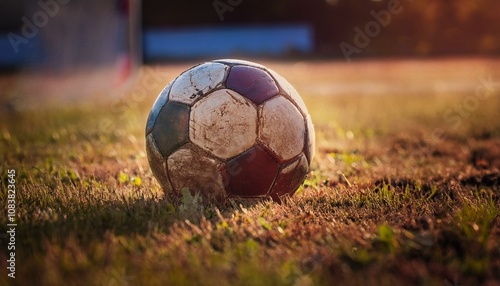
[[259, 96, 305, 162], [268, 69, 309, 116], [145, 133, 173, 192], [167, 146, 226, 199], [305, 115, 316, 163], [169, 62, 229, 106], [190, 89, 258, 159]]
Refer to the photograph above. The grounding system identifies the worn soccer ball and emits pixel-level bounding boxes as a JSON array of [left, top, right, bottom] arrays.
[[145, 59, 315, 201]]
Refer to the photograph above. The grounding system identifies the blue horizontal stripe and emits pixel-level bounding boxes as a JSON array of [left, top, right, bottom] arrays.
[[144, 25, 313, 60]]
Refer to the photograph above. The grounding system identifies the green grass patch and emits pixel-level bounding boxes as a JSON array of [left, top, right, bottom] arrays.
[[1, 62, 499, 285]]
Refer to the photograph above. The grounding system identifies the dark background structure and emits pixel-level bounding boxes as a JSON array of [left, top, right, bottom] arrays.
[[1, 0, 499, 63], [143, 0, 500, 58]]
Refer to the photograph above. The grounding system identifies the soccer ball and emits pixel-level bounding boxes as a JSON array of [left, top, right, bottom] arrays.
[[145, 59, 315, 201]]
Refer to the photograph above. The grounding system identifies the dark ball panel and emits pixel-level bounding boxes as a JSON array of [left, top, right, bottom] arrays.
[[146, 84, 172, 135], [270, 155, 309, 200], [151, 101, 190, 158], [226, 65, 279, 105]]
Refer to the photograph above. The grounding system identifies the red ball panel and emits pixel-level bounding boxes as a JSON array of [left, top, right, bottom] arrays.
[[226, 66, 279, 105], [223, 145, 279, 197], [152, 101, 190, 158]]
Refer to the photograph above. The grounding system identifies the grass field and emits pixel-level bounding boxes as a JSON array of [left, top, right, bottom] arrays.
[[1, 58, 499, 285]]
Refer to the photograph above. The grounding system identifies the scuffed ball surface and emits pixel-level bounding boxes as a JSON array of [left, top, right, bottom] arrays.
[[146, 59, 315, 200]]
